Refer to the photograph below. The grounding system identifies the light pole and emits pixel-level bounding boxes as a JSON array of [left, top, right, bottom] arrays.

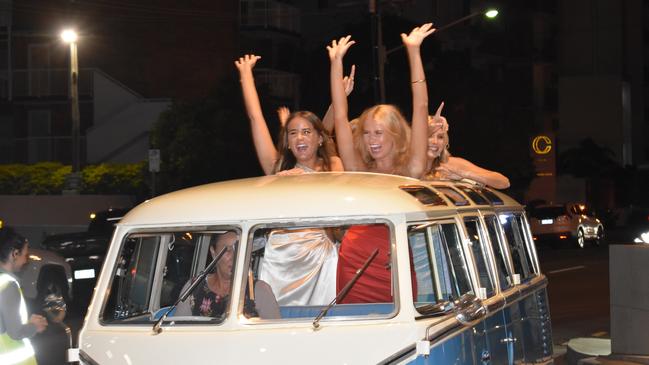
[[61, 29, 81, 193], [373, 8, 499, 104]]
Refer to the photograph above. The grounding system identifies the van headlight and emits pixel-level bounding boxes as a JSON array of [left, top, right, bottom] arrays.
[[634, 232, 649, 244]]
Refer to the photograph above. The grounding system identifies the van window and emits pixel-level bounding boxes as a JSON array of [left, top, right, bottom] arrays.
[[244, 223, 396, 321], [463, 218, 495, 297], [430, 186, 469, 206], [101, 229, 239, 324], [408, 221, 473, 314], [400, 186, 447, 206], [483, 215, 513, 290], [456, 186, 489, 205], [499, 213, 535, 281]]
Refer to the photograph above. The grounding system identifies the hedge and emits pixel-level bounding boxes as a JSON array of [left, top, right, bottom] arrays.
[[0, 162, 147, 195]]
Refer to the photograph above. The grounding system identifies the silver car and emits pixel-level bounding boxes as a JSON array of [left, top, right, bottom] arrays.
[[529, 203, 604, 248], [18, 247, 74, 306]]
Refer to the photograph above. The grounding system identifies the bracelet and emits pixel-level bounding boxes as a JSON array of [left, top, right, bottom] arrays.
[[411, 79, 426, 84]]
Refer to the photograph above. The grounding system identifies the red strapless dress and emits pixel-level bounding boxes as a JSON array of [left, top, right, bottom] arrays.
[[336, 224, 417, 303]]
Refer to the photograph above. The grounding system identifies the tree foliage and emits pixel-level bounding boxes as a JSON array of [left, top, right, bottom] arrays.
[[559, 138, 621, 178], [150, 76, 262, 193]]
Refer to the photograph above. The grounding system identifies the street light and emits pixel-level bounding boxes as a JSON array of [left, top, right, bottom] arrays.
[[61, 29, 81, 193], [374, 8, 500, 103]]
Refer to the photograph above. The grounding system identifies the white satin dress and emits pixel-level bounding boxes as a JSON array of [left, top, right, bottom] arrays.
[[258, 228, 338, 306]]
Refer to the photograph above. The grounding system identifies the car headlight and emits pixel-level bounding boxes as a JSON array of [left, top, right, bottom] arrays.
[[634, 232, 649, 244]]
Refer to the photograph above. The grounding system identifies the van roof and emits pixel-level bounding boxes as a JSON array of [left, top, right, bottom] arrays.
[[120, 172, 519, 225]]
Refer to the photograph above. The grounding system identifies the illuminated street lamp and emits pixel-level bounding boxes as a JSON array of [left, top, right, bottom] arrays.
[[426, 8, 499, 34], [61, 29, 81, 193], [485, 9, 499, 18]]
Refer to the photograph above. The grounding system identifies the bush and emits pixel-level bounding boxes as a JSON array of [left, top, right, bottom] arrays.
[[0, 162, 146, 195]]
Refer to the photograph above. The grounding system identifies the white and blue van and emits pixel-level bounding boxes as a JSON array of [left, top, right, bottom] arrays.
[[72, 172, 553, 364]]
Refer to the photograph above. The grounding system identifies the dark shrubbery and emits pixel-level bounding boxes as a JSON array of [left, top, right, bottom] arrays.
[[0, 162, 147, 195]]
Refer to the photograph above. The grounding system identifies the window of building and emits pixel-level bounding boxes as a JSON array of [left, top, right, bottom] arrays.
[[28, 43, 51, 97], [27, 110, 51, 163]]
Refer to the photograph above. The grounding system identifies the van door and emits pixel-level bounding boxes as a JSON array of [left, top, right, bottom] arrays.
[[462, 216, 510, 365]]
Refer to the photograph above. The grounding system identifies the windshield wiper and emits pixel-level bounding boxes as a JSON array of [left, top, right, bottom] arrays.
[[152, 245, 228, 334], [312, 248, 379, 329]]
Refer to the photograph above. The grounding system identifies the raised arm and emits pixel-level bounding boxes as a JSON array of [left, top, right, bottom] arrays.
[[440, 157, 511, 189], [235, 54, 278, 175], [328, 36, 362, 171], [322, 65, 356, 133], [401, 23, 435, 178]]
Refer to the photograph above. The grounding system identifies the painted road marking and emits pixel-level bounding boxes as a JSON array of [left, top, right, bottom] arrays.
[[547, 265, 586, 274]]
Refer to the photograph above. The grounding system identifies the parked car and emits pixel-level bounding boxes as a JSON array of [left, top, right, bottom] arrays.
[[71, 173, 553, 365], [18, 247, 74, 308], [528, 203, 604, 248], [0, 222, 73, 308], [42, 208, 129, 285]]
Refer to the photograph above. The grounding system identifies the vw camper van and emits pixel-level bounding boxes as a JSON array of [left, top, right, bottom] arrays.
[[72, 173, 553, 364]]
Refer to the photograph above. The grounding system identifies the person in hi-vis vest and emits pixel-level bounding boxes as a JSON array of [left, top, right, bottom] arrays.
[[0, 227, 47, 365]]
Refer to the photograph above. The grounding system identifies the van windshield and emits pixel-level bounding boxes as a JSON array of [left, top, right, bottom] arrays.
[[101, 229, 241, 324]]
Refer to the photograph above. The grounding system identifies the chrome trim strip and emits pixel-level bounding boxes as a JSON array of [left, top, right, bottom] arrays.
[[485, 296, 505, 313]]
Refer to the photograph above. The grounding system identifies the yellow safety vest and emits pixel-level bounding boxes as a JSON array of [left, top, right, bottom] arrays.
[[0, 273, 37, 365]]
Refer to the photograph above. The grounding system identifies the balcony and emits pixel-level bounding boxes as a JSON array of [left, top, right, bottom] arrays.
[[254, 68, 299, 100], [0, 68, 94, 100], [240, 0, 300, 34]]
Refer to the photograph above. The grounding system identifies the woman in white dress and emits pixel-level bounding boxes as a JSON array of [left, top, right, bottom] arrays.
[[235, 55, 345, 306]]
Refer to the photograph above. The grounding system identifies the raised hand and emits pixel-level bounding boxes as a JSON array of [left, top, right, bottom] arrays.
[[436, 161, 464, 181], [234, 54, 261, 72], [429, 101, 449, 132], [327, 35, 356, 62], [401, 23, 435, 49], [277, 106, 290, 128], [343, 64, 356, 96]]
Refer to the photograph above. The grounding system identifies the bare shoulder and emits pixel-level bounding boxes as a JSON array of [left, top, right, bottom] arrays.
[[330, 156, 345, 172]]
